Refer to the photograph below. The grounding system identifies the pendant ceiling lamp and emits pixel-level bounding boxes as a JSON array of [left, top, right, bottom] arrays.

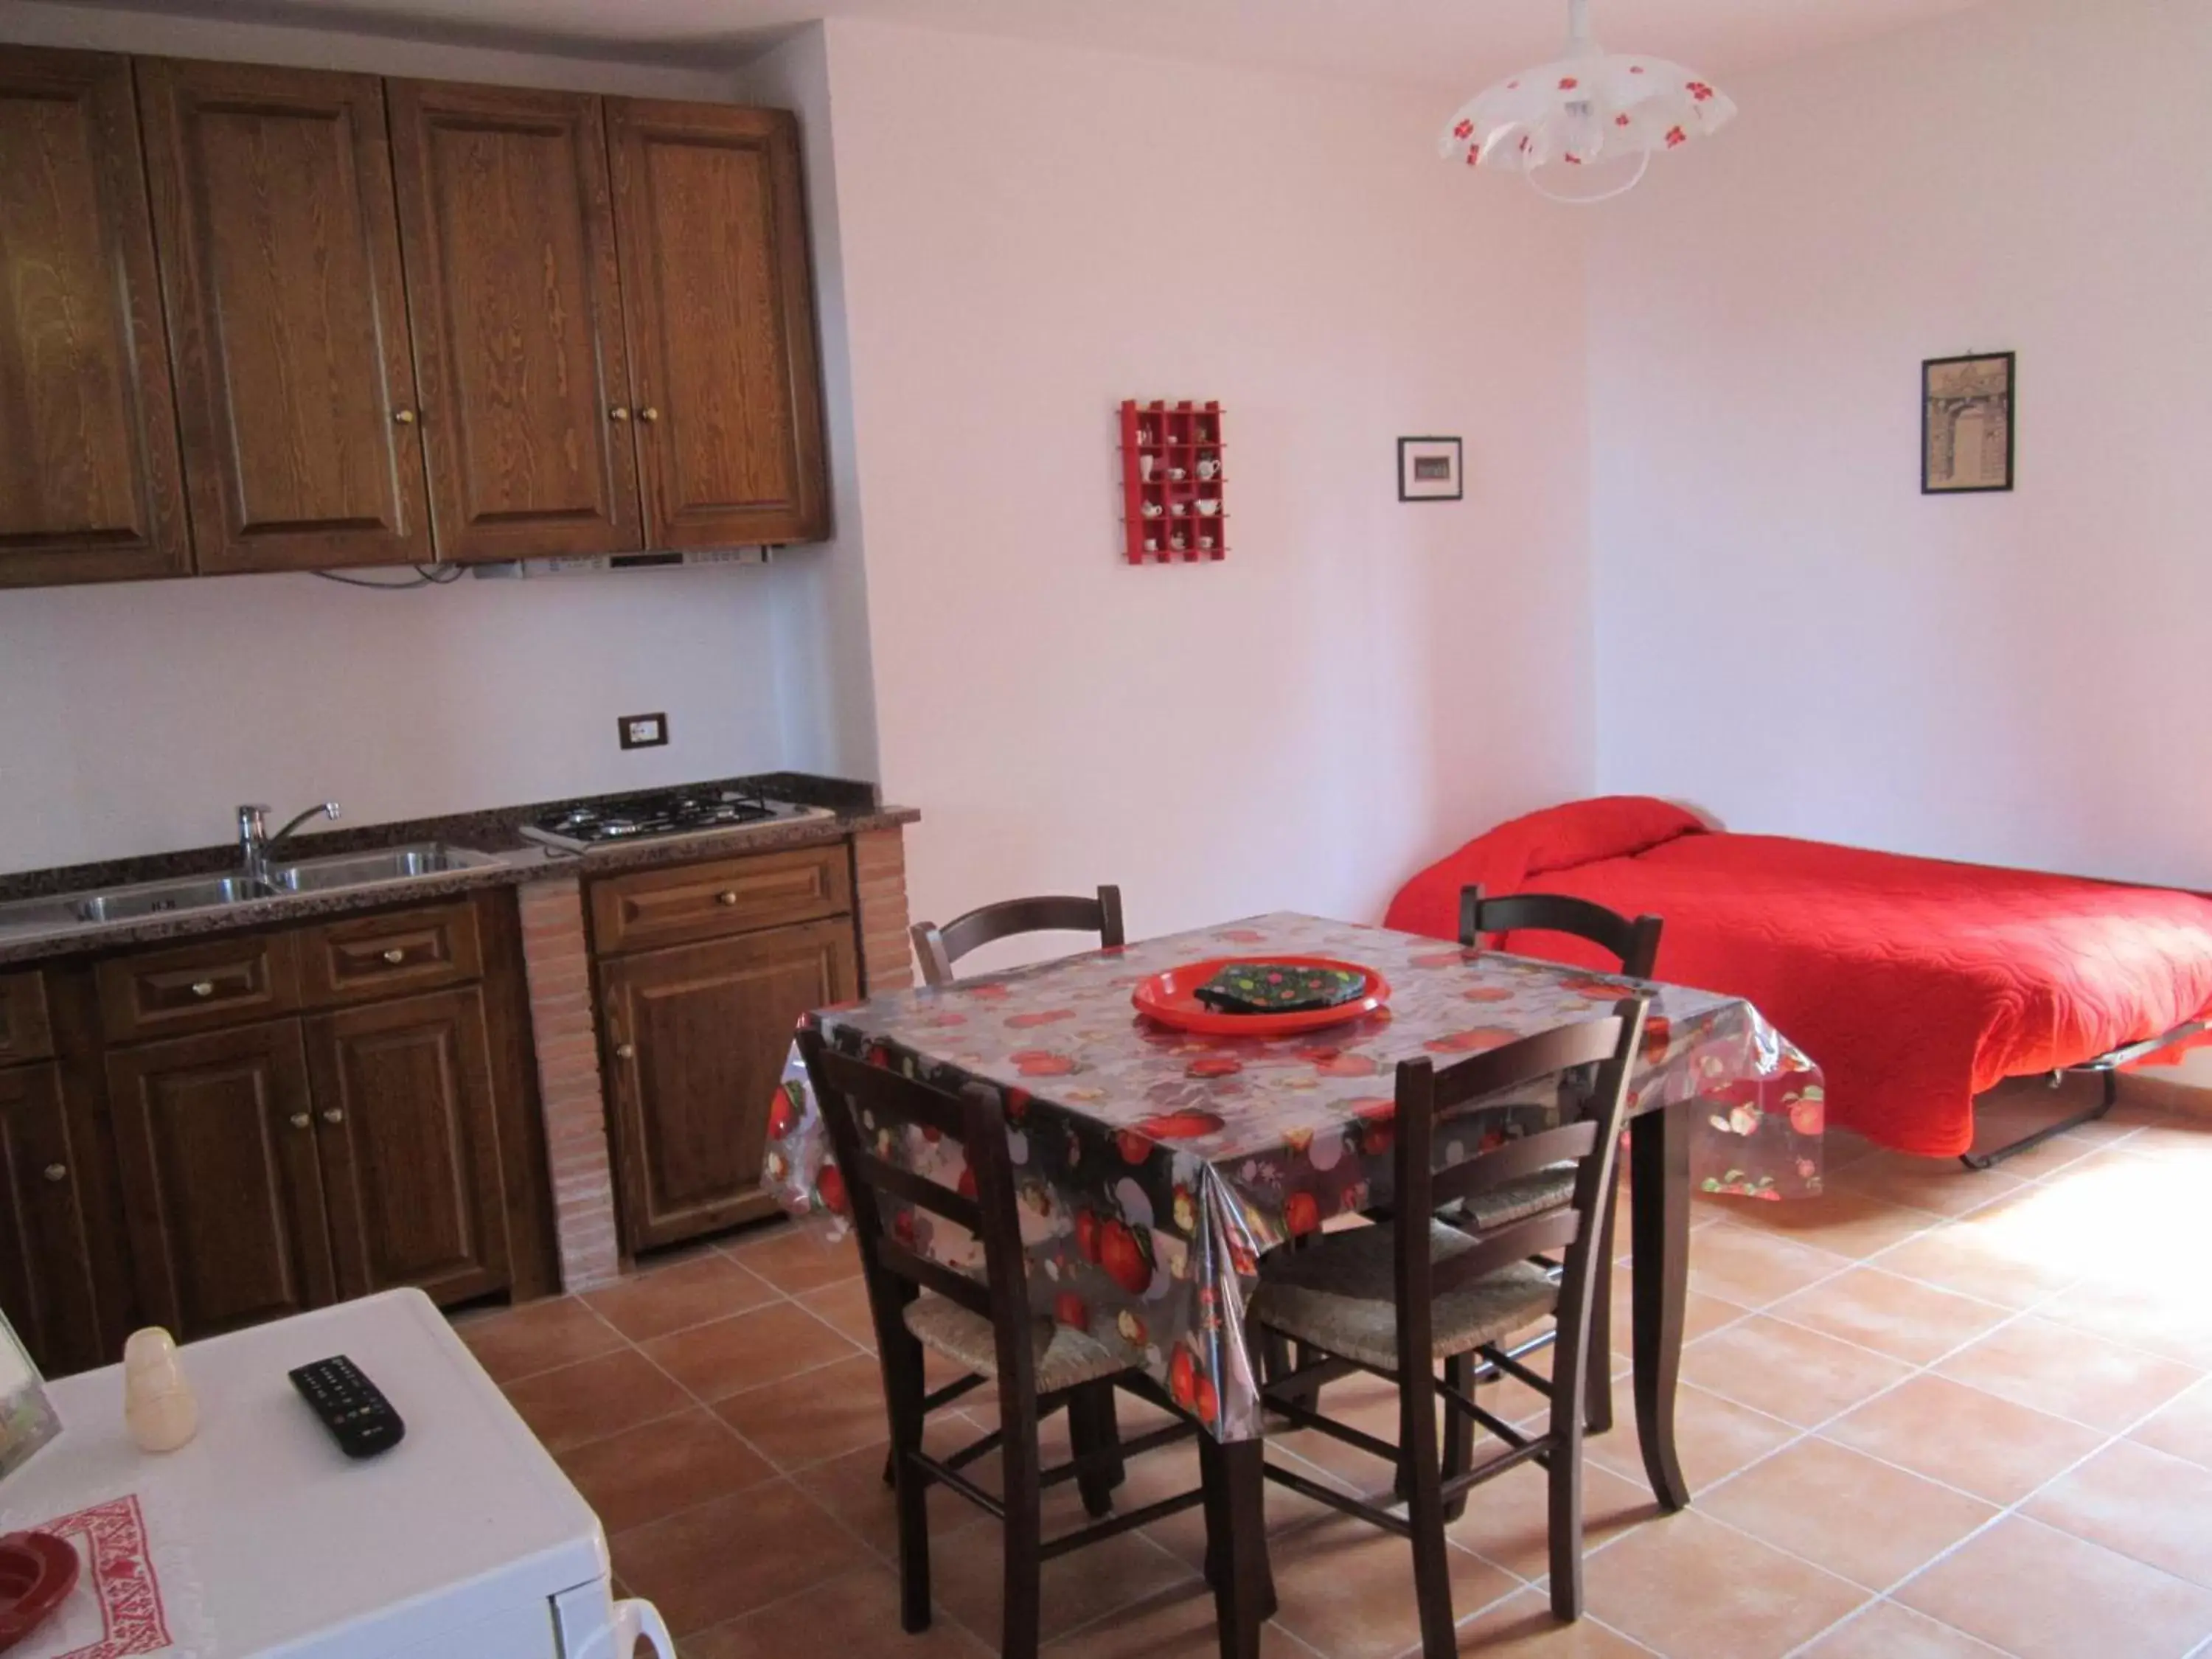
[[1440, 0, 1737, 203]]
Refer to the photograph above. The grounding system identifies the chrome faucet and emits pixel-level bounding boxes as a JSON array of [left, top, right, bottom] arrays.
[[239, 801, 341, 886]]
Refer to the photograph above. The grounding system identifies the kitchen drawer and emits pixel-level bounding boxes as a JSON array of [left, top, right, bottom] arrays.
[[299, 901, 482, 1008], [98, 932, 302, 1044], [589, 844, 851, 957], [0, 972, 52, 1064]]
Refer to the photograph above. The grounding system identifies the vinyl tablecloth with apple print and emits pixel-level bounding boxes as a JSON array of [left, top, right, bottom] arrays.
[[763, 911, 1824, 1441]]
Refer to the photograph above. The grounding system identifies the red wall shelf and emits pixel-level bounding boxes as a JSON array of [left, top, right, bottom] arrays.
[[1120, 400, 1226, 564]]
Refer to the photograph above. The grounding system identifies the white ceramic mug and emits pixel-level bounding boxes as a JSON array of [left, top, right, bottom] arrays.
[[1197, 459, 1220, 480]]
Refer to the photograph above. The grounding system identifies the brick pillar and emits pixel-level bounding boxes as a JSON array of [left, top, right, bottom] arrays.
[[854, 827, 914, 994], [515, 876, 622, 1290]]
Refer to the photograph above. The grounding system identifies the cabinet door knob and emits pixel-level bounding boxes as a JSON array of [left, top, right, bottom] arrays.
[[392, 408, 418, 425], [613, 1042, 636, 1061], [716, 890, 740, 907], [380, 947, 406, 964], [638, 406, 661, 424], [41, 1164, 65, 1183], [321, 1109, 344, 1125], [189, 980, 217, 998], [290, 1113, 311, 1130], [609, 405, 632, 422]]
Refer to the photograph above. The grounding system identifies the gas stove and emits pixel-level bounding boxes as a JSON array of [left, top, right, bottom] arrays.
[[519, 785, 832, 852]]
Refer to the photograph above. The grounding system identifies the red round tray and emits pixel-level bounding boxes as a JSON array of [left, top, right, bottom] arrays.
[[0, 1531, 80, 1652], [1131, 956, 1391, 1037]]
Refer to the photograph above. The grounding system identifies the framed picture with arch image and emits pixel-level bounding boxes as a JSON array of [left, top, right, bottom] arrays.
[[1923, 352, 2015, 494], [1397, 436, 1464, 502]]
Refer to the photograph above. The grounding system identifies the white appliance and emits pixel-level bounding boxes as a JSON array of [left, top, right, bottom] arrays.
[[1, 1289, 671, 1658]]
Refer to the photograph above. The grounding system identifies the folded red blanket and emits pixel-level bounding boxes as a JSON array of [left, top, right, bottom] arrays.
[[1387, 799, 2212, 1157]]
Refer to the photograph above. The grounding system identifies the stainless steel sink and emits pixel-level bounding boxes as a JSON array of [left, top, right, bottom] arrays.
[[270, 843, 504, 892], [72, 874, 269, 922]]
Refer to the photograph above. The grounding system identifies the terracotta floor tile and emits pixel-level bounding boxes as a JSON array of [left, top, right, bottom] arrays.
[[1935, 1315, 2202, 1432], [1140, 1444, 1347, 1576], [1828, 1152, 2025, 1219], [2132, 1379, 2212, 1471], [459, 1295, 624, 1383], [1798, 1599, 2009, 1658], [682, 1562, 992, 1659], [714, 1352, 893, 1470], [1867, 1200, 2082, 1310], [1039, 1580, 1313, 1659], [1581, 1508, 1868, 1658], [1450, 1588, 1658, 1655], [1686, 1222, 1854, 1310], [723, 1217, 864, 1293], [581, 1252, 780, 1343], [928, 1514, 1199, 1649], [502, 1346, 690, 1453], [610, 1478, 861, 1636], [1819, 1127, 1885, 1171], [800, 1273, 884, 1350], [1768, 1266, 2012, 1366], [1826, 1373, 2107, 1505], [2024, 1439, 2212, 1590], [1446, 1456, 1660, 1582], [1607, 1275, 1749, 1359], [1585, 1381, 1799, 1493], [554, 1406, 776, 1534], [789, 1413, 1005, 1558], [1679, 1315, 1914, 1427], [1727, 1186, 1942, 1261], [1896, 1515, 2212, 1659], [641, 1300, 863, 1402], [1263, 1512, 1519, 1659], [1701, 1436, 1997, 1591], [2037, 1278, 2212, 1370]]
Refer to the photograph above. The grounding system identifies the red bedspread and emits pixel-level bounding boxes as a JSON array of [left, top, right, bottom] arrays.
[[1386, 799, 2212, 1157]]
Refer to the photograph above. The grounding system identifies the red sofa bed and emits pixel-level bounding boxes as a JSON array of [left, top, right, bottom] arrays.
[[1386, 798, 2212, 1158]]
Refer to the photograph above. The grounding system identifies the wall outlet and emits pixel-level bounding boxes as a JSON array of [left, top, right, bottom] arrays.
[[619, 712, 669, 750]]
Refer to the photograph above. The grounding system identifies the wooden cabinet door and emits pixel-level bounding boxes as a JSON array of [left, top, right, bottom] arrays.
[[601, 918, 857, 1251], [302, 987, 510, 1306], [105, 1022, 334, 1342], [387, 81, 643, 562], [605, 100, 828, 549], [138, 59, 430, 573], [0, 48, 189, 588], [0, 1064, 108, 1376]]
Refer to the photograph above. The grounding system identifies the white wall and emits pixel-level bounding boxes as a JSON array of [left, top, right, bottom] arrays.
[[817, 21, 1596, 942], [1589, 0, 2212, 889], [0, 1, 845, 872]]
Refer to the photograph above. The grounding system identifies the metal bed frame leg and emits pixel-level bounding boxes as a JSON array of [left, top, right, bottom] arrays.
[[1958, 1067, 2119, 1172]]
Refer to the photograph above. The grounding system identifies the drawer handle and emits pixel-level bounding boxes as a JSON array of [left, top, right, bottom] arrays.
[[609, 404, 631, 422], [322, 1109, 344, 1125], [41, 1164, 65, 1184], [380, 948, 407, 964], [715, 891, 740, 907], [290, 1113, 311, 1130], [189, 980, 217, 999], [392, 407, 418, 425], [613, 1042, 637, 1060]]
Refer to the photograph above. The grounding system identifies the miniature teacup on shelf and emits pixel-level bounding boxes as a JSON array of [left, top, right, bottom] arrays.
[[1140, 501, 1164, 519], [1198, 535, 1217, 550], [1195, 498, 1220, 516], [1197, 459, 1220, 480], [1167, 467, 1188, 481], [1144, 537, 1160, 552], [1170, 533, 1189, 550]]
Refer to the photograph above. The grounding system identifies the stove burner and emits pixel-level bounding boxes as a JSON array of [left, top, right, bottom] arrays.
[[522, 786, 821, 851]]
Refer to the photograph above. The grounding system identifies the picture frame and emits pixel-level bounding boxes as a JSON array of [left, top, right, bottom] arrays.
[[0, 1308, 58, 1486], [1922, 352, 2015, 494], [1397, 437, 1464, 503]]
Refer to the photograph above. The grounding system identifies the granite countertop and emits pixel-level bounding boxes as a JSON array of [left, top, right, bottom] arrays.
[[0, 773, 919, 969]]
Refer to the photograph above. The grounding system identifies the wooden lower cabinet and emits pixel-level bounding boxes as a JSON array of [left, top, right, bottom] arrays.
[[105, 1022, 335, 1342], [304, 988, 510, 1305], [0, 1062, 109, 1375], [600, 917, 857, 1251]]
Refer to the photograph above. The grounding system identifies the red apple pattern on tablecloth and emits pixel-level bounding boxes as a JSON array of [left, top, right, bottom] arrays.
[[765, 911, 1823, 1440]]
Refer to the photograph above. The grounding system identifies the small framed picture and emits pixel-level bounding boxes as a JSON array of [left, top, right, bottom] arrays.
[[0, 1310, 57, 1484], [1923, 352, 2015, 494], [1398, 437, 1464, 503]]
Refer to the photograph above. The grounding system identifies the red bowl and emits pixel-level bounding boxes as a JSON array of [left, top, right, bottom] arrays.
[[0, 1531, 80, 1651], [1132, 956, 1391, 1037]]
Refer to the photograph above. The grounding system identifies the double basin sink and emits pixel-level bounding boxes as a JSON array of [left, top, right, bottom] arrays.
[[0, 844, 507, 937]]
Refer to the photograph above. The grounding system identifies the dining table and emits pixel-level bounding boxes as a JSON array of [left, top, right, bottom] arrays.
[[762, 910, 1824, 1633]]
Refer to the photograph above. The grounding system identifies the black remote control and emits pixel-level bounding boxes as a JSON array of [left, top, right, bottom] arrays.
[[288, 1354, 405, 1459]]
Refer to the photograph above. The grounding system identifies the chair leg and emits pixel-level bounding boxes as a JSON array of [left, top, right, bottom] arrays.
[[1402, 1363, 1458, 1659], [1001, 1387, 1044, 1659], [1548, 1273, 1595, 1620], [1441, 1352, 1474, 1523], [1586, 1186, 1619, 1437], [1068, 1382, 1122, 1518], [883, 1329, 933, 1633]]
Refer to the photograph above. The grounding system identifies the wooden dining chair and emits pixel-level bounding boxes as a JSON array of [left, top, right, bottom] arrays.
[[1251, 1001, 1649, 1647], [799, 1025, 1256, 1659], [911, 886, 1125, 988]]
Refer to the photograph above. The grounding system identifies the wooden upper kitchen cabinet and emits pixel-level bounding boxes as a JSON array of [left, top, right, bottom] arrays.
[[386, 80, 644, 561], [0, 47, 191, 588], [605, 99, 830, 549], [106, 1020, 338, 1342], [599, 917, 857, 1251], [137, 58, 431, 573], [0, 1061, 110, 1376]]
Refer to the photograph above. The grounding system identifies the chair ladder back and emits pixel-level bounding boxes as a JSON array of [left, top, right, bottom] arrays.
[[1430, 1120, 1599, 1209], [1427, 1016, 1628, 1114], [1459, 883, 1665, 981], [911, 885, 1126, 988]]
